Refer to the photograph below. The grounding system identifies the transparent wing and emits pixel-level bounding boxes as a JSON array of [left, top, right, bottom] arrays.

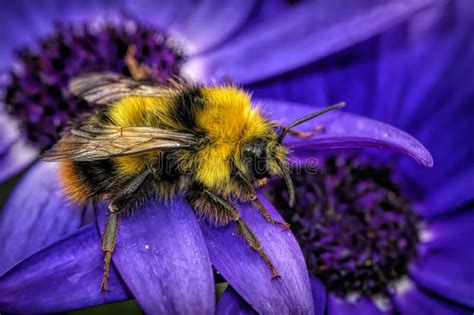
[[68, 72, 175, 105], [42, 124, 198, 161]]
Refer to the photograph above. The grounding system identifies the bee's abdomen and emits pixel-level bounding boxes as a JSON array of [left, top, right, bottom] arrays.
[[59, 161, 91, 203], [59, 159, 119, 203]]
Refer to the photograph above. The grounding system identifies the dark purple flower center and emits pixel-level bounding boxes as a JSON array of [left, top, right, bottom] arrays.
[[3, 19, 185, 150], [266, 155, 420, 298]]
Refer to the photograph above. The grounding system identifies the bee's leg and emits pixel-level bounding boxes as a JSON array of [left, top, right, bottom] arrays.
[[108, 168, 153, 213], [251, 197, 290, 230], [233, 171, 290, 229], [186, 187, 280, 278], [185, 184, 239, 225], [273, 121, 325, 139], [101, 169, 152, 293], [125, 45, 150, 81], [286, 128, 315, 139], [236, 218, 280, 279], [101, 208, 118, 293]]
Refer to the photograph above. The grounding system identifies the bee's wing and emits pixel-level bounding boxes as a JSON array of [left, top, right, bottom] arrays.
[[42, 124, 198, 162], [69, 72, 177, 105]]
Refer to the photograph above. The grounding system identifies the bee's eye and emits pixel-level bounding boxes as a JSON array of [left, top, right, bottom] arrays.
[[243, 140, 265, 157], [244, 143, 263, 157], [243, 140, 269, 179]]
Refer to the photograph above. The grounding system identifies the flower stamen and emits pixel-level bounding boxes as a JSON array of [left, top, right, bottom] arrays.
[[3, 18, 185, 150], [266, 155, 421, 298]]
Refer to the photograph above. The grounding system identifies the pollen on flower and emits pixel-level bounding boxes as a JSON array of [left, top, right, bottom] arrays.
[[266, 155, 422, 299], [3, 18, 186, 150]]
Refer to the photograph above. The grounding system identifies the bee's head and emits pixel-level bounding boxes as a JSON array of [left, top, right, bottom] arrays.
[[242, 102, 345, 207], [241, 136, 292, 205], [242, 138, 288, 179]]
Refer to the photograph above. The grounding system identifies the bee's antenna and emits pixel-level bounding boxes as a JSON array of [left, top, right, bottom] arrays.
[[276, 160, 295, 207], [278, 102, 345, 142]]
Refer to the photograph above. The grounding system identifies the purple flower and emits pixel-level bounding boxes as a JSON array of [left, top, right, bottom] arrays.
[[218, 1, 474, 314], [0, 1, 441, 314]]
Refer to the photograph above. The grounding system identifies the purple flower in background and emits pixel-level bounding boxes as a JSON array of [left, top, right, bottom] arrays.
[[218, 0, 474, 314], [0, 0, 444, 314]]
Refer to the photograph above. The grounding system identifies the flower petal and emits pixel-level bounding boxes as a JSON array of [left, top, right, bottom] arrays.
[[124, 0, 195, 30], [248, 1, 465, 124], [410, 209, 474, 308], [185, 0, 442, 83], [393, 27, 474, 136], [216, 276, 328, 315], [0, 138, 37, 181], [216, 286, 256, 315], [0, 111, 18, 153], [393, 279, 471, 314], [0, 112, 38, 182], [311, 276, 328, 315], [327, 293, 386, 315], [199, 194, 314, 314], [397, 85, 474, 208], [262, 98, 433, 167], [421, 165, 474, 218], [172, 0, 257, 55], [0, 162, 85, 274], [96, 197, 215, 314], [0, 225, 130, 313]]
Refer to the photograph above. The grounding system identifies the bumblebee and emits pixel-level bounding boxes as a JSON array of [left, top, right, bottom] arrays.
[[43, 72, 343, 292]]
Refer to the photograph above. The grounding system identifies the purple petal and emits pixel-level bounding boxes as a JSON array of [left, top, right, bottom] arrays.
[[327, 293, 387, 315], [262, 98, 433, 167], [395, 36, 474, 189], [216, 286, 256, 315], [199, 194, 314, 314], [394, 28, 474, 136], [421, 165, 474, 218], [410, 209, 474, 308], [125, 0, 196, 30], [249, 2, 468, 125], [0, 225, 130, 313], [0, 162, 86, 274], [186, 0, 443, 84], [0, 112, 38, 182], [393, 279, 471, 314], [172, 0, 257, 55], [0, 111, 18, 153], [248, 19, 404, 118], [311, 276, 327, 315], [96, 197, 215, 314], [216, 276, 328, 315], [0, 138, 37, 181], [397, 81, 474, 205]]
